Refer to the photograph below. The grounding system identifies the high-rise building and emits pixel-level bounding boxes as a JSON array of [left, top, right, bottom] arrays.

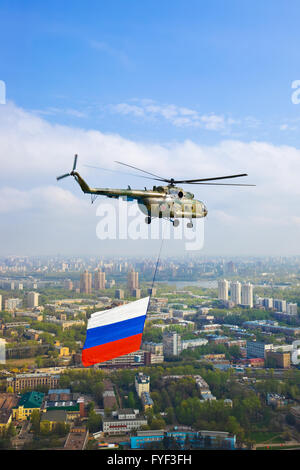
[[26, 292, 39, 308], [230, 281, 241, 305], [147, 288, 157, 296], [64, 279, 73, 291], [246, 341, 273, 359], [135, 373, 150, 398], [5, 298, 22, 311], [0, 294, 2, 311], [218, 280, 229, 301], [163, 332, 182, 357], [141, 342, 164, 355], [273, 299, 287, 313], [261, 298, 273, 309], [265, 350, 291, 368], [80, 270, 92, 294], [115, 289, 124, 299], [93, 269, 106, 290], [132, 288, 141, 299], [241, 283, 253, 308], [287, 303, 298, 315], [128, 270, 139, 292]]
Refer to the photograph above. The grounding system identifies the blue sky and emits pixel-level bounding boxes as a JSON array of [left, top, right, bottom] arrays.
[[1, 1, 300, 255], [2, 0, 300, 143]]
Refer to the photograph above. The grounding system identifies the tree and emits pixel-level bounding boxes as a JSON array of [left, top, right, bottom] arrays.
[[228, 345, 242, 360], [226, 416, 245, 441], [40, 421, 51, 436], [35, 356, 44, 368], [87, 401, 95, 415], [149, 417, 166, 430], [127, 391, 136, 409], [165, 407, 176, 425], [6, 423, 16, 438], [87, 413, 102, 433], [54, 422, 70, 436], [30, 409, 41, 434]]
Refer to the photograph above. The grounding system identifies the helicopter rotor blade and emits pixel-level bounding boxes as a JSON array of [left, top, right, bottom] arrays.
[[84, 164, 162, 181], [82, 160, 255, 188], [72, 154, 78, 171], [188, 182, 256, 186], [172, 173, 248, 184], [115, 161, 167, 181], [56, 173, 70, 181]]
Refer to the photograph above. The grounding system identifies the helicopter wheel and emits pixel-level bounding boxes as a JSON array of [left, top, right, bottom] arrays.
[[187, 221, 193, 228], [145, 216, 152, 224], [173, 219, 180, 227]]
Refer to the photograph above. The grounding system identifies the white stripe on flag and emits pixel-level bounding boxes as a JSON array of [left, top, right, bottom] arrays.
[[87, 296, 149, 329]]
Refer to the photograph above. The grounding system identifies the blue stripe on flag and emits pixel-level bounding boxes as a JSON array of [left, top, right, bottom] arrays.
[[83, 314, 146, 350]]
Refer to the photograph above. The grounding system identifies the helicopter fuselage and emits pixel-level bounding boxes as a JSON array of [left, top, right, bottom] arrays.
[[137, 185, 207, 219], [72, 172, 207, 220]]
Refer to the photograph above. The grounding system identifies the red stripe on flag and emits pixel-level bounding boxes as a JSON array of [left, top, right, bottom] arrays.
[[81, 333, 143, 367]]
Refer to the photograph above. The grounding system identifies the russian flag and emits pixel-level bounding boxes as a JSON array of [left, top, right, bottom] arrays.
[[82, 296, 149, 367]]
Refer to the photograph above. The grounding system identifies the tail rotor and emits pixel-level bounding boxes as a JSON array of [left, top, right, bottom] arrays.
[[56, 154, 78, 181]]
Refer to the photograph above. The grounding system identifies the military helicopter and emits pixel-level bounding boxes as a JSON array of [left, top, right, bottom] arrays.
[[56, 154, 255, 227]]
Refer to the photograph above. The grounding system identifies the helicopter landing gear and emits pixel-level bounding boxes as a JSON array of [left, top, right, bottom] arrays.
[[187, 221, 193, 228], [172, 219, 180, 227], [145, 216, 152, 224]]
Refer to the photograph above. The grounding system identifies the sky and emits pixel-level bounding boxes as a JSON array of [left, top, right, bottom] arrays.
[[1, 0, 300, 256]]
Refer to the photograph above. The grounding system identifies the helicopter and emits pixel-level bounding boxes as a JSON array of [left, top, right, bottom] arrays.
[[56, 154, 255, 228]]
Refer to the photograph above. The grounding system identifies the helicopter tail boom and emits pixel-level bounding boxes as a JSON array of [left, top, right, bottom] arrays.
[[71, 171, 91, 193]]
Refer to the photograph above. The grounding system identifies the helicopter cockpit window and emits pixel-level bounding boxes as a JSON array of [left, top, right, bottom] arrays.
[[170, 188, 183, 196]]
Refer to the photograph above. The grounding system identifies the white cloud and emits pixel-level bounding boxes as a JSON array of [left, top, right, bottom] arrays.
[[0, 186, 87, 214], [1, 101, 300, 254], [110, 99, 228, 131], [111, 103, 146, 118], [32, 107, 88, 119]]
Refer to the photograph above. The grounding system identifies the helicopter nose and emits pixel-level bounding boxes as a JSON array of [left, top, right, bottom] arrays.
[[203, 206, 208, 217]]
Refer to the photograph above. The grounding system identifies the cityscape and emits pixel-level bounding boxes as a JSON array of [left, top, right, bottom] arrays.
[[1, 255, 300, 450], [2, 0, 300, 458]]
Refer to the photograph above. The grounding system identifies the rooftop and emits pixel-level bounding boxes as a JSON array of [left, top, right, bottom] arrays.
[[15, 391, 44, 409], [0, 410, 11, 425], [48, 389, 70, 395], [40, 409, 68, 422], [135, 373, 150, 384], [0, 393, 18, 410]]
